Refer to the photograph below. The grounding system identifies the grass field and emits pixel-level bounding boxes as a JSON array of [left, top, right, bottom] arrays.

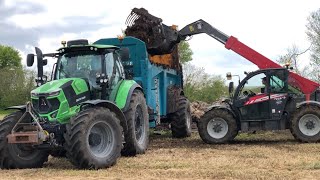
[[1, 130, 320, 180]]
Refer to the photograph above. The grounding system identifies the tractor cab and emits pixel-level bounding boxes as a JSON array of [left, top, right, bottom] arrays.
[[54, 43, 125, 95], [230, 68, 290, 130]]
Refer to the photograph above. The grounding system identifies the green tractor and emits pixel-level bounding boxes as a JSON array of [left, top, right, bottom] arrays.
[[0, 39, 149, 169]]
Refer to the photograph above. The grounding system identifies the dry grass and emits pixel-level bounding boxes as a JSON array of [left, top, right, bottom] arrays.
[[1, 130, 320, 180]]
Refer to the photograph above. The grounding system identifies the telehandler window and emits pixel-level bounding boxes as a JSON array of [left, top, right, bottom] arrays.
[[269, 70, 287, 93], [239, 73, 266, 98]]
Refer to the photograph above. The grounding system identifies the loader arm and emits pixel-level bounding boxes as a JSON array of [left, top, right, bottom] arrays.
[[178, 19, 320, 99], [125, 8, 319, 99]]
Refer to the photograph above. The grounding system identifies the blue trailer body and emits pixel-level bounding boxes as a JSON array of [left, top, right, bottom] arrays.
[[94, 37, 183, 127]]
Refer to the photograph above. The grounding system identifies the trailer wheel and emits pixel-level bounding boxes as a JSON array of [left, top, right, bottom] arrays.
[[122, 89, 149, 156], [0, 111, 49, 169], [65, 107, 122, 169], [290, 105, 320, 142], [198, 109, 238, 144], [171, 96, 192, 138]]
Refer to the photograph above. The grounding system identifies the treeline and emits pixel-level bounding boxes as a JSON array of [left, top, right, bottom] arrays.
[[183, 63, 227, 103], [0, 45, 35, 109]]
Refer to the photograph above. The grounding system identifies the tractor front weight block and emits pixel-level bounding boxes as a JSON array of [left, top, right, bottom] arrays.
[[7, 131, 40, 144]]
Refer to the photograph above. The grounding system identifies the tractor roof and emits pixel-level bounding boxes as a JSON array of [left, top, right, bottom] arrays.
[[57, 44, 119, 52]]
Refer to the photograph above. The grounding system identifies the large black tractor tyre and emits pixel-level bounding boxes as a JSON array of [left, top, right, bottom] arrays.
[[49, 149, 66, 158], [65, 107, 122, 169], [0, 111, 49, 169], [122, 89, 149, 156], [171, 96, 192, 138], [290, 105, 320, 142], [198, 109, 238, 144]]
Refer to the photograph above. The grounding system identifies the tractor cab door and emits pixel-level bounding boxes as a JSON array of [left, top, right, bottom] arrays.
[[233, 69, 289, 124], [233, 72, 271, 121]]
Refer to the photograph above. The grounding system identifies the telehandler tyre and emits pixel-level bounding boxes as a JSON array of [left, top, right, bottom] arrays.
[[0, 111, 49, 169], [122, 89, 149, 156], [171, 96, 192, 138], [198, 109, 238, 144], [290, 105, 320, 142], [65, 107, 122, 169]]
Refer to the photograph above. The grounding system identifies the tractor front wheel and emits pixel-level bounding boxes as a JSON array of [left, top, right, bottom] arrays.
[[198, 109, 238, 144], [290, 105, 320, 142], [122, 89, 149, 156], [65, 107, 122, 169], [0, 111, 49, 169]]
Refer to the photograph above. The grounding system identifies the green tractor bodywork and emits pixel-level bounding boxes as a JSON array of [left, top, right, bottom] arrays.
[[0, 41, 147, 169], [30, 78, 89, 123]]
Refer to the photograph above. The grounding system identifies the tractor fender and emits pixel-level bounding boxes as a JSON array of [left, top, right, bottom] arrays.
[[5, 105, 26, 111], [296, 100, 320, 109], [80, 100, 128, 132], [205, 103, 236, 118], [114, 80, 143, 112]]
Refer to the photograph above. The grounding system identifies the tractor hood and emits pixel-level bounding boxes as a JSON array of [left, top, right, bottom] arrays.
[[31, 78, 89, 96], [30, 78, 90, 123]]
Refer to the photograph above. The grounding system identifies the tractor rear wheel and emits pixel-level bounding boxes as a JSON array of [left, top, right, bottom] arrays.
[[170, 96, 192, 138], [0, 111, 49, 169], [290, 105, 320, 142], [122, 89, 149, 156], [198, 109, 238, 144], [65, 107, 122, 169]]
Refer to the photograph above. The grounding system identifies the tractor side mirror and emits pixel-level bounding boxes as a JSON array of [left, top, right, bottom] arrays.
[[226, 72, 232, 80], [228, 81, 234, 94], [35, 47, 45, 86], [26, 54, 34, 67], [119, 47, 130, 61]]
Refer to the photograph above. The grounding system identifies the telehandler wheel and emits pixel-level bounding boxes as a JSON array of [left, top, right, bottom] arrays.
[[65, 107, 122, 169], [122, 89, 149, 156], [170, 96, 192, 138], [198, 109, 238, 144], [0, 111, 49, 169], [290, 105, 320, 142]]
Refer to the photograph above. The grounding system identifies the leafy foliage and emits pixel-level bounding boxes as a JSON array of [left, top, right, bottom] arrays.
[[0, 45, 22, 69], [183, 63, 227, 103], [0, 45, 35, 109], [178, 41, 193, 64]]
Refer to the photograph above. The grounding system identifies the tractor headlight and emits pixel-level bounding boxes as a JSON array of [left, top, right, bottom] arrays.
[[31, 91, 39, 97], [31, 89, 60, 97], [47, 90, 60, 97]]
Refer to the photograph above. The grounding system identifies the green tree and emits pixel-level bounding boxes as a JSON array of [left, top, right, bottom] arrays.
[[0, 45, 35, 108], [306, 8, 320, 82], [0, 45, 22, 69], [183, 63, 227, 103], [178, 41, 193, 63]]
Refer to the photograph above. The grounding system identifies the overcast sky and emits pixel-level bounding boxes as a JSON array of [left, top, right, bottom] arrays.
[[1, 0, 319, 80]]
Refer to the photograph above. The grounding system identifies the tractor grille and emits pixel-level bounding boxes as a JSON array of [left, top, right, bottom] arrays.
[[32, 97, 60, 114]]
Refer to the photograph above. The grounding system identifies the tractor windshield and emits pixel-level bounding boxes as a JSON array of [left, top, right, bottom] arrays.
[[56, 51, 102, 80]]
